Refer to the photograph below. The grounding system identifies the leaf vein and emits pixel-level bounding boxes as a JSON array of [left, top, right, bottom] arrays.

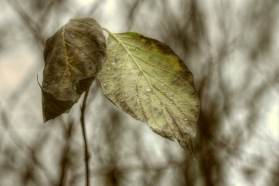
[[61, 26, 73, 89], [70, 19, 98, 29], [132, 54, 193, 89], [143, 70, 195, 108], [120, 40, 173, 59], [65, 27, 99, 47], [64, 41, 95, 67]]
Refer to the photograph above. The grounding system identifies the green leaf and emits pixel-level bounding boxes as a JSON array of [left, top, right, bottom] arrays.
[[98, 31, 200, 152], [42, 18, 106, 122]]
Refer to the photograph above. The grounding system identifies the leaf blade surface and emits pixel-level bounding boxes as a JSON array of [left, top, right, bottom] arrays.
[[42, 18, 106, 122], [98, 32, 200, 151]]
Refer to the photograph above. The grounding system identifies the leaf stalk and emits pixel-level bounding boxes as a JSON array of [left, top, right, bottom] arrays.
[[80, 90, 90, 186]]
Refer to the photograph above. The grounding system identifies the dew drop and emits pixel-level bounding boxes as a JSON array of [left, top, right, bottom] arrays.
[[169, 101, 173, 104], [111, 62, 116, 65], [124, 93, 128, 97], [145, 87, 151, 92], [184, 118, 188, 121], [103, 83, 106, 86]]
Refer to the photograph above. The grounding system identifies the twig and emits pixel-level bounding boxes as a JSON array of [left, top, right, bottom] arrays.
[[7, 0, 45, 48], [0, 101, 55, 185], [80, 90, 90, 186]]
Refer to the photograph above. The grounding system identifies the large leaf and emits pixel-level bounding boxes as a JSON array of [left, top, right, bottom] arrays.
[[42, 18, 106, 122], [98, 32, 200, 152]]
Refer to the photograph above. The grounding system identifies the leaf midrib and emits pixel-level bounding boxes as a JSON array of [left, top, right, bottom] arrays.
[[107, 32, 171, 136], [109, 32, 193, 122], [108, 33, 153, 88]]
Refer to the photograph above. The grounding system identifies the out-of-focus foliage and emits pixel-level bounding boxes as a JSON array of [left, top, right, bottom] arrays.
[[0, 0, 278, 186]]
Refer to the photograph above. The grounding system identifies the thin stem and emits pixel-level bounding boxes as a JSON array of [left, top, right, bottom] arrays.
[[101, 27, 112, 35], [80, 90, 90, 186]]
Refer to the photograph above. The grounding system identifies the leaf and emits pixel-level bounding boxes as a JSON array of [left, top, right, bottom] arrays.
[[98, 31, 200, 152], [42, 18, 106, 122]]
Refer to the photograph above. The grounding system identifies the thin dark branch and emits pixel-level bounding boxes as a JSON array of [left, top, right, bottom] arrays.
[[69, 159, 190, 184], [80, 90, 91, 186], [58, 121, 74, 186], [0, 101, 55, 185], [7, 0, 45, 48]]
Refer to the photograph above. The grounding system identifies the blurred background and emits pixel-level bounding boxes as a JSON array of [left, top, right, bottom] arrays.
[[0, 0, 278, 185]]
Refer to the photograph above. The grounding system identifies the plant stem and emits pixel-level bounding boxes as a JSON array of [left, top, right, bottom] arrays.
[[101, 27, 111, 35], [80, 90, 90, 186]]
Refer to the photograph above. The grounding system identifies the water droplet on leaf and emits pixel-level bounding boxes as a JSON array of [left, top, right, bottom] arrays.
[[145, 87, 151, 92]]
